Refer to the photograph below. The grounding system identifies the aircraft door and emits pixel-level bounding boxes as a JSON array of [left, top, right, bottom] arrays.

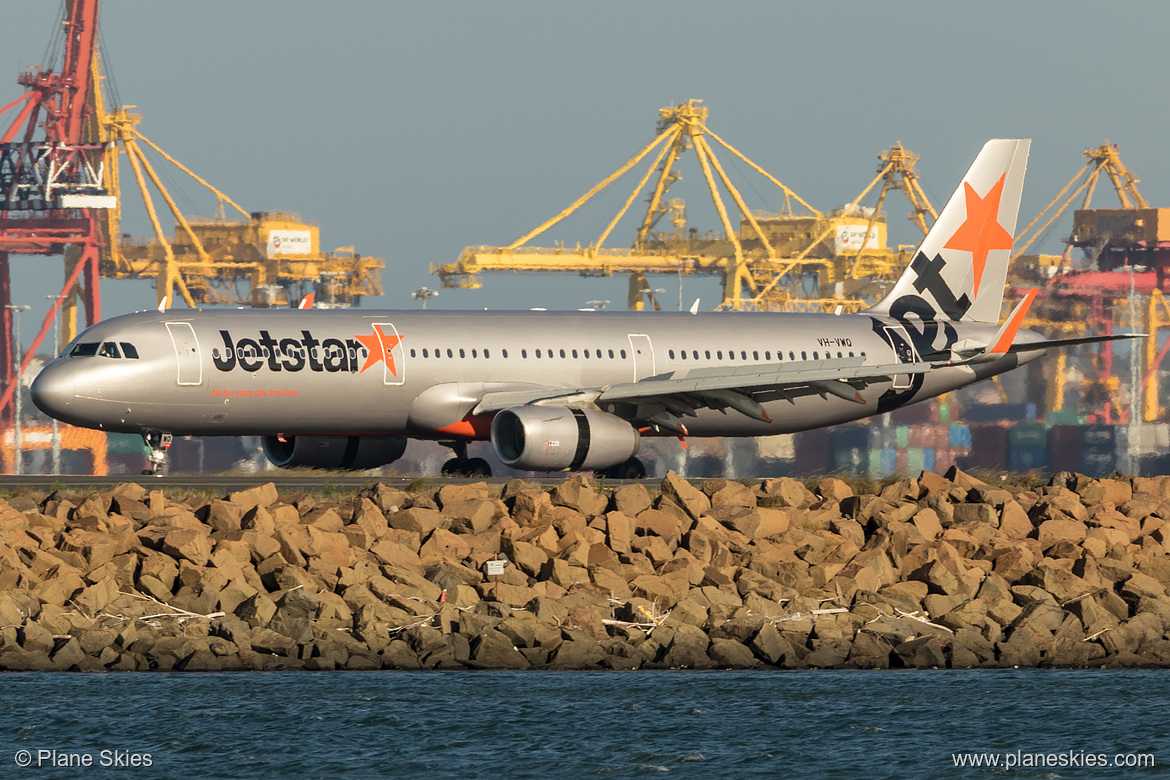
[[627, 333, 655, 382], [165, 322, 202, 386], [883, 325, 918, 389], [373, 322, 406, 386]]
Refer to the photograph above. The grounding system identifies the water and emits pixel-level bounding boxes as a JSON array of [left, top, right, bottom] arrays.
[[2, 669, 1167, 779]]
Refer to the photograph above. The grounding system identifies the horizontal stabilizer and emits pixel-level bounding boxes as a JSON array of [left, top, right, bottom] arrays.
[[1008, 332, 1146, 354]]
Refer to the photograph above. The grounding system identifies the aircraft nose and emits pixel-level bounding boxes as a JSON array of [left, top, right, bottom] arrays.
[[31, 362, 75, 419]]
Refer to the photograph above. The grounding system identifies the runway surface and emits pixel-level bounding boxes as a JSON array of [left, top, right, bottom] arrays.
[[0, 474, 642, 492]]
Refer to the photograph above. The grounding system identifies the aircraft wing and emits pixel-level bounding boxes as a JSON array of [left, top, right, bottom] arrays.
[[473, 356, 933, 433]]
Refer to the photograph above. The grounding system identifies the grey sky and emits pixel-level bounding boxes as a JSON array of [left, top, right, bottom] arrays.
[[3, 1, 1168, 342]]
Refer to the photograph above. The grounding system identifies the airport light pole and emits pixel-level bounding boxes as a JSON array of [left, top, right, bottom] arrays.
[[412, 287, 438, 309], [6, 305, 30, 475]]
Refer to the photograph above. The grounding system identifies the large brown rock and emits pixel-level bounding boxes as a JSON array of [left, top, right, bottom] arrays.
[[468, 629, 528, 669], [388, 507, 448, 536], [227, 483, 278, 512], [758, 478, 816, 509], [1037, 518, 1088, 549], [660, 472, 711, 521], [161, 529, 212, 567], [550, 476, 608, 517]]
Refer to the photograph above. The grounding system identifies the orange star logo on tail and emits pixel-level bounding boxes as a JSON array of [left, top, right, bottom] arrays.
[[354, 325, 403, 375], [943, 172, 1014, 298]]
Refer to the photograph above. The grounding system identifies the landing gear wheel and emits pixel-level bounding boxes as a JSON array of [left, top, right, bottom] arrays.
[[600, 457, 646, 480], [441, 458, 469, 476], [464, 458, 492, 478], [441, 457, 494, 478]]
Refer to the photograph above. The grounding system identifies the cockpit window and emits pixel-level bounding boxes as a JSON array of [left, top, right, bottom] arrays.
[[98, 342, 122, 359], [120, 342, 139, 359], [69, 342, 100, 357]]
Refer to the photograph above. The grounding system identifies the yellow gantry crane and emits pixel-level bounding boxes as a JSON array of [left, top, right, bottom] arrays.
[[1008, 142, 1167, 423], [432, 100, 933, 312], [1012, 141, 1148, 266]]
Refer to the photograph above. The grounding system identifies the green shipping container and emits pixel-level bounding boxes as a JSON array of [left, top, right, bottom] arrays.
[[1008, 421, 1047, 449]]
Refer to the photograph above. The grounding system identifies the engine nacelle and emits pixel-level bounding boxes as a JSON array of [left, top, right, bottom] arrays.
[[490, 406, 640, 471], [261, 435, 408, 470]]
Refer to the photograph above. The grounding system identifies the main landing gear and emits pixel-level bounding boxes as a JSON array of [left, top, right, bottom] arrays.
[[439, 441, 492, 478], [597, 457, 647, 480], [141, 432, 173, 476]]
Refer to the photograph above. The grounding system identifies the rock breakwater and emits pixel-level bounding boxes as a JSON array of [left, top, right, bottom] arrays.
[[3, 469, 1170, 671]]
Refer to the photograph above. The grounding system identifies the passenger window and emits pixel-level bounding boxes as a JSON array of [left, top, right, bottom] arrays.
[[535, 349, 542, 358], [485, 349, 491, 358], [801, 351, 807, 360], [705, 350, 711, 359], [837, 351, 843, 358], [849, 351, 854, 357], [572, 349, 578, 358], [559, 349, 566, 358], [410, 349, 416, 358], [741, 351, 747, 360], [520, 349, 526, 358], [584, 349, 590, 358], [447, 349, 454, 358], [753, 351, 759, 361], [70, 342, 100, 357], [765, 351, 771, 360], [608, 349, 614, 358], [99, 342, 121, 358], [813, 351, 819, 360], [471, 349, 477, 358], [789, 351, 795, 360], [669, 350, 675, 359], [120, 342, 139, 359], [459, 349, 465, 358], [692, 350, 699, 360], [717, 351, 723, 359], [422, 348, 428, 358], [620, 349, 627, 359]]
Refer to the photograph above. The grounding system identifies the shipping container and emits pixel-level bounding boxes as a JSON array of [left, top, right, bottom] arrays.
[[966, 403, 1030, 423], [948, 424, 972, 448], [1047, 425, 1082, 474], [964, 424, 1009, 469], [794, 429, 834, 474], [1009, 421, 1047, 449], [831, 425, 869, 451], [1009, 444, 1048, 471]]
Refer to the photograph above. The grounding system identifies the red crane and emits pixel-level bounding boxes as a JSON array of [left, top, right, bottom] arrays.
[[0, 0, 107, 427]]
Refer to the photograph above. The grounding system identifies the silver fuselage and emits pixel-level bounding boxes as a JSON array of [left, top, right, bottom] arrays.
[[30, 308, 1045, 441]]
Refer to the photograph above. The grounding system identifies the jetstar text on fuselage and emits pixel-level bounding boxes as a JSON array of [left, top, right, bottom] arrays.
[[212, 330, 394, 374]]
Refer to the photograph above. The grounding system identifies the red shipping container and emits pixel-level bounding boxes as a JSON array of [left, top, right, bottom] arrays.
[[1048, 425, 1082, 474], [963, 424, 1009, 470]]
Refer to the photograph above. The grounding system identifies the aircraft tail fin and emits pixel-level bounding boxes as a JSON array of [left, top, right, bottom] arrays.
[[867, 138, 1030, 323]]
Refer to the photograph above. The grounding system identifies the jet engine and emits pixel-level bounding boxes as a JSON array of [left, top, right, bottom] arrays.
[[261, 435, 408, 470], [490, 406, 640, 471]]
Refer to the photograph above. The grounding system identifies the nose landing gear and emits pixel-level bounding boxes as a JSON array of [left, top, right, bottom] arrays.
[[142, 432, 173, 475]]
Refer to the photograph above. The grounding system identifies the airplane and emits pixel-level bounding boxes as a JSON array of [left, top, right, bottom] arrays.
[[30, 138, 1135, 478]]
